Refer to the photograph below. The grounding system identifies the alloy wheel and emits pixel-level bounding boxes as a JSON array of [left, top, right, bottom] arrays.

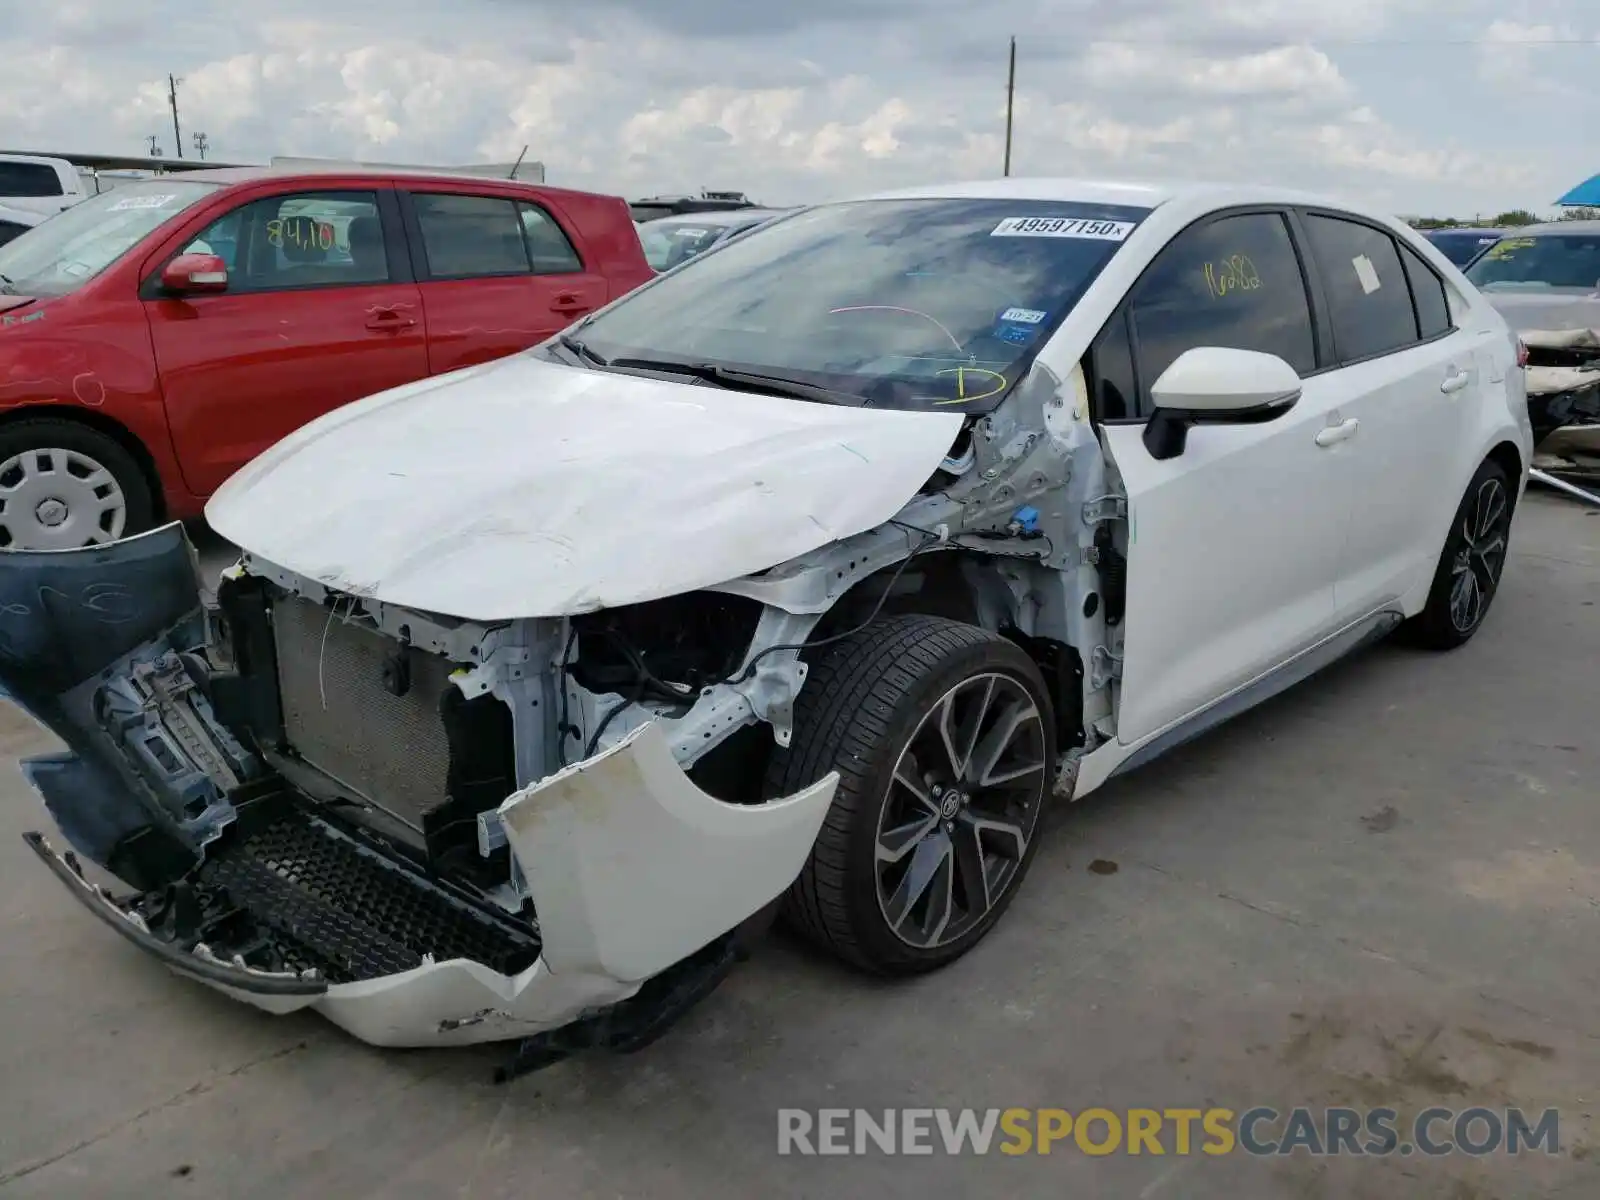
[[1448, 475, 1509, 634], [874, 671, 1049, 949]]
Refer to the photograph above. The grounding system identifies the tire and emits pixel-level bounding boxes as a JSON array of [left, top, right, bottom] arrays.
[[0, 418, 155, 551], [1401, 458, 1514, 651], [767, 614, 1057, 975]]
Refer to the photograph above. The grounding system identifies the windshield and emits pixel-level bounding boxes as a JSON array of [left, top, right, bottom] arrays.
[[1465, 233, 1600, 290], [0, 180, 221, 296], [577, 198, 1150, 412]]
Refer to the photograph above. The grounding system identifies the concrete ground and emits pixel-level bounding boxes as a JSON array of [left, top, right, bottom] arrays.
[[1, 493, 1597, 1199]]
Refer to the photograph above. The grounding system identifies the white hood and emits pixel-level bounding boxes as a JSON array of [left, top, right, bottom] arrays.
[[206, 353, 963, 620]]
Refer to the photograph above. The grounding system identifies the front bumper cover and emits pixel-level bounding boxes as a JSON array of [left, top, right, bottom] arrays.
[[2, 523, 837, 1049]]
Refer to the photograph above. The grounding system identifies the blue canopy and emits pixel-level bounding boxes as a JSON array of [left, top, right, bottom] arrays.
[[1556, 174, 1600, 206]]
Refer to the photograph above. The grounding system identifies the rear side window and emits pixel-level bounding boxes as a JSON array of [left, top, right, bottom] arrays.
[[518, 203, 582, 274], [1129, 211, 1318, 394], [1399, 242, 1452, 340], [0, 163, 63, 198], [1303, 215, 1418, 362], [0, 220, 28, 248], [414, 194, 530, 279]]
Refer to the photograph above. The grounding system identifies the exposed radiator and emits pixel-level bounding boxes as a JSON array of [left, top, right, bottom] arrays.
[[271, 594, 455, 830]]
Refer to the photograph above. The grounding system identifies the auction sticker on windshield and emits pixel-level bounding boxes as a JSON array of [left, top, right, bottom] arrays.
[[991, 217, 1134, 241], [108, 194, 178, 211]]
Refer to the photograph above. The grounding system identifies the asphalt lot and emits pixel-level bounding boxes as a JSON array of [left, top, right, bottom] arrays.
[[1, 491, 1597, 1199]]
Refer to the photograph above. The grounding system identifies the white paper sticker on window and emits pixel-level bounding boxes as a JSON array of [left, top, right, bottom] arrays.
[[991, 217, 1135, 241], [1352, 254, 1381, 295], [108, 193, 178, 211], [1000, 306, 1047, 324]]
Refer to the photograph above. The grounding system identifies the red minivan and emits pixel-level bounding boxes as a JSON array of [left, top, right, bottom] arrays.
[[0, 168, 653, 550]]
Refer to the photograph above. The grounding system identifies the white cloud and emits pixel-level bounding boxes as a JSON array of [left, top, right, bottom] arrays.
[[0, 0, 1586, 216]]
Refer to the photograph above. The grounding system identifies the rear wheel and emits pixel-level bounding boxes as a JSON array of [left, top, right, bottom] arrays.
[[1402, 458, 1514, 650], [0, 418, 154, 550], [768, 614, 1057, 975]]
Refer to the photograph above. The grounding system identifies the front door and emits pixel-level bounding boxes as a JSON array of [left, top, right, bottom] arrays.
[[146, 186, 428, 496], [402, 190, 609, 375], [1095, 209, 1356, 747]]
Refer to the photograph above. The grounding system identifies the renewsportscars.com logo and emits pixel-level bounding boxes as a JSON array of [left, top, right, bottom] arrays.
[[777, 1107, 1562, 1157]]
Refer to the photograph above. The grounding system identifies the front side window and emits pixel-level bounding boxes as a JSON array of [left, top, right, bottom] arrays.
[[0, 180, 221, 296], [1303, 215, 1417, 362], [413, 193, 530, 279], [1129, 211, 1317, 394], [1465, 233, 1600, 291], [180, 190, 389, 292], [573, 198, 1151, 413]]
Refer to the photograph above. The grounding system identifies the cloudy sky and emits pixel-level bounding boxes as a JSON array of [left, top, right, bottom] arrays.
[[4, 0, 1594, 218]]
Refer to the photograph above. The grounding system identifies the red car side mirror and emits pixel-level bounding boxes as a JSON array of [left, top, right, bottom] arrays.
[[160, 252, 228, 296]]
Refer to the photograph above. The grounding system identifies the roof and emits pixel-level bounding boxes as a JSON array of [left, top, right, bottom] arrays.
[[1503, 220, 1600, 236], [853, 176, 1369, 213], [122, 163, 611, 203], [642, 207, 793, 229], [1425, 227, 1504, 236]]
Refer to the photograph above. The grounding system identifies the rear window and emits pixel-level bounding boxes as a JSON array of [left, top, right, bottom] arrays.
[[1426, 232, 1498, 267], [0, 163, 63, 198]]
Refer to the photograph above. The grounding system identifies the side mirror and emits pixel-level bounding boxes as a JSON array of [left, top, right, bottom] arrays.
[[1143, 347, 1302, 461], [160, 253, 228, 296]]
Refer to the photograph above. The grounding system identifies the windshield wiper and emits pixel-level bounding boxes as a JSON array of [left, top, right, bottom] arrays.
[[607, 357, 863, 406], [557, 332, 609, 367]]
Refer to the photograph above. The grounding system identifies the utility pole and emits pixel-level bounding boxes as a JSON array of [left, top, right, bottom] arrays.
[[192, 131, 209, 160], [1003, 36, 1016, 177], [146, 135, 163, 157], [168, 74, 184, 159]]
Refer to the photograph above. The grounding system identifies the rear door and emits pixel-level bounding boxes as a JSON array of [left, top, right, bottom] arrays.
[[1295, 211, 1473, 621], [1095, 209, 1355, 746], [400, 189, 608, 374], [146, 185, 428, 496]]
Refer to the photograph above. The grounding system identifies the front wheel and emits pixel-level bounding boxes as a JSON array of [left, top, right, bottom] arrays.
[[767, 614, 1057, 975], [1402, 458, 1514, 650], [0, 418, 155, 550]]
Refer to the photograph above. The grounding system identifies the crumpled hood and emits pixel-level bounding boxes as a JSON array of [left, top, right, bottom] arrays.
[[1484, 289, 1600, 335], [206, 352, 963, 620]]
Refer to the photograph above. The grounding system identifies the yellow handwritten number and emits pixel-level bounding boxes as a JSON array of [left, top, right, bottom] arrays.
[[1204, 255, 1262, 299]]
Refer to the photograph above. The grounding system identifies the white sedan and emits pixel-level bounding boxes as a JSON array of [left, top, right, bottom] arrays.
[[4, 177, 1531, 1065]]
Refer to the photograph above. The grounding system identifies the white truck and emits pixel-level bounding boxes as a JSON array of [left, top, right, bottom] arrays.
[[0, 153, 88, 218]]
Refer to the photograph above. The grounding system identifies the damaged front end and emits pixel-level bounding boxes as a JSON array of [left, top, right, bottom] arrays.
[[1523, 328, 1600, 503], [1, 523, 835, 1053]]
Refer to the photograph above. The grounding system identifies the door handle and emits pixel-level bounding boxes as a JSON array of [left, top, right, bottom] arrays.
[[1440, 368, 1471, 394], [365, 307, 416, 332], [550, 292, 589, 314], [1314, 417, 1359, 447]]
